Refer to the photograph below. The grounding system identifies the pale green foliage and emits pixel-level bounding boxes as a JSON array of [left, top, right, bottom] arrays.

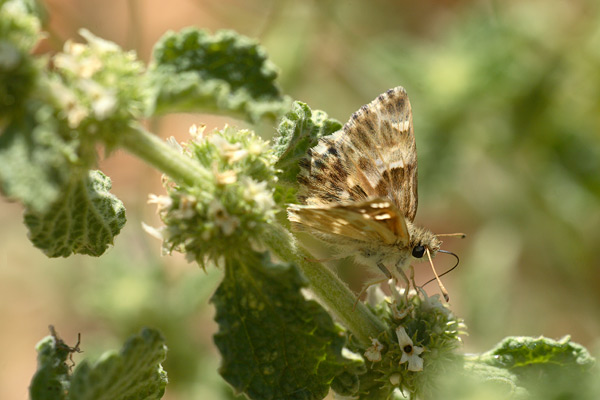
[[3, 3, 598, 399], [212, 251, 359, 400], [0, 102, 78, 212], [147, 28, 291, 122], [24, 170, 126, 257], [30, 328, 167, 400], [0, 0, 41, 114], [273, 101, 342, 186], [151, 126, 280, 267]]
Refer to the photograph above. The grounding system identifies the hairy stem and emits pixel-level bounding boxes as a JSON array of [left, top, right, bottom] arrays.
[[265, 225, 386, 346], [120, 124, 212, 186]]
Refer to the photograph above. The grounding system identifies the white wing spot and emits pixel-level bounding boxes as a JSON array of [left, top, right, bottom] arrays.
[[313, 142, 329, 155], [401, 119, 410, 132], [370, 202, 391, 209], [389, 160, 404, 169]]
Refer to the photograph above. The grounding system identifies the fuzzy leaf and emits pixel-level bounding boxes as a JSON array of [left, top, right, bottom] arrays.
[[24, 170, 126, 257], [67, 328, 168, 400], [481, 335, 594, 371], [273, 101, 342, 185], [211, 251, 356, 400], [473, 336, 597, 399], [0, 103, 77, 213], [0, 0, 42, 116], [30, 328, 81, 400], [148, 28, 290, 122]]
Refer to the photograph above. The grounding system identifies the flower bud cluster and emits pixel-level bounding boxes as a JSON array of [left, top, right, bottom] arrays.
[[358, 283, 466, 397], [48, 29, 145, 147], [147, 125, 280, 267]]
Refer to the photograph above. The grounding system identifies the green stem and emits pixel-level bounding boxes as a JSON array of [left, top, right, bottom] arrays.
[[265, 225, 386, 346], [120, 124, 212, 186]]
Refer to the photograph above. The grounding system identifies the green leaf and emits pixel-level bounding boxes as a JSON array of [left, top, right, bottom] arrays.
[[24, 169, 126, 257], [67, 328, 168, 400], [0, 103, 77, 213], [30, 327, 81, 400], [427, 336, 599, 399], [0, 0, 44, 116], [273, 101, 342, 186], [147, 28, 291, 122], [211, 251, 357, 400], [470, 336, 597, 399], [481, 335, 595, 371]]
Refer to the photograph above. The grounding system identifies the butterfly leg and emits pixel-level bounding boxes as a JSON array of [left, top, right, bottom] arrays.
[[409, 265, 417, 292], [353, 277, 388, 310], [393, 265, 413, 303], [376, 261, 393, 280]]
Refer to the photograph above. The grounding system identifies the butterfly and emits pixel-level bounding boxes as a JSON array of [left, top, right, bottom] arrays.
[[288, 87, 454, 299]]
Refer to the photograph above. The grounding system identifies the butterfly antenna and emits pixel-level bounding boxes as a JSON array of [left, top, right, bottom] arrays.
[[425, 248, 450, 302], [422, 250, 460, 287], [436, 232, 467, 239]]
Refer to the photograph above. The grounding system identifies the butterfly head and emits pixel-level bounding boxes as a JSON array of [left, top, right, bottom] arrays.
[[406, 222, 441, 261]]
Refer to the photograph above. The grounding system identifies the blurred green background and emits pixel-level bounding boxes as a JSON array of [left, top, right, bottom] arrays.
[[1, 0, 599, 399]]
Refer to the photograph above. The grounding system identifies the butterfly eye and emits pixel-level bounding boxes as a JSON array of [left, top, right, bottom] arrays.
[[412, 245, 425, 258]]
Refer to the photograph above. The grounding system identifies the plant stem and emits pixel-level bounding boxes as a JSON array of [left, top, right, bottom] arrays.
[[120, 124, 212, 186], [265, 225, 386, 346]]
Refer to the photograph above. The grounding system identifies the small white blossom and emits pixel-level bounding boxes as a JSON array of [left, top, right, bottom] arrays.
[[392, 304, 413, 320], [147, 194, 172, 212], [365, 284, 386, 307], [364, 338, 384, 362], [209, 134, 248, 163], [241, 177, 275, 213], [176, 195, 197, 220], [212, 162, 237, 185], [65, 41, 86, 56], [79, 28, 121, 53], [141, 222, 165, 241], [166, 136, 184, 153], [53, 52, 79, 75], [91, 91, 117, 119], [389, 373, 401, 386], [246, 139, 268, 156], [396, 326, 424, 372], [189, 123, 207, 139], [208, 199, 239, 236], [419, 288, 451, 317]]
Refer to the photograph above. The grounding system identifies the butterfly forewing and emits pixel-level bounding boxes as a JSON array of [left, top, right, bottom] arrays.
[[295, 86, 418, 220], [288, 198, 409, 245]]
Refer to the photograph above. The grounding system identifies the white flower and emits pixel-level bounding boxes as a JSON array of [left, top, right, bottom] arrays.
[[241, 177, 275, 213], [392, 304, 413, 320], [212, 162, 237, 185], [166, 136, 184, 153], [364, 338, 384, 362], [396, 326, 424, 372], [365, 284, 386, 307], [208, 199, 239, 236], [141, 222, 165, 241], [147, 194, 172, 212], [91, 91, 117, 119], [79, 28, 121, 53], [209, 134, 246, 163], [419, 288, 451, 317], [389, 373, 401, 386], [176, 195, 198, 220], [246, 139, 268, 156], [188, 123, 206, 139]]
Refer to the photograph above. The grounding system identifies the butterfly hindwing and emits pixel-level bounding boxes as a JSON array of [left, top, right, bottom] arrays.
[[288, 198, 409, 246], [297, 87, 418, 222]]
